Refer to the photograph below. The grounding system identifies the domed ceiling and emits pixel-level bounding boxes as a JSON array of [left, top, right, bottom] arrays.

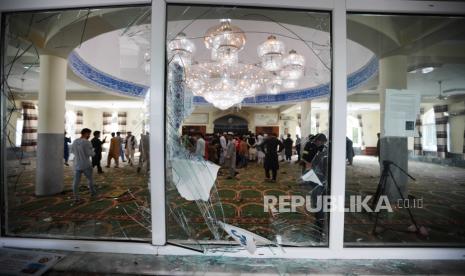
[[70, 17, 377, 105]]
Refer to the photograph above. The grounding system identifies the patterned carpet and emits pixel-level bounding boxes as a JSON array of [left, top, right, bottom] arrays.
[[6, 160, 151, 241], [166, 160, 326, 246], [6, 157, 325, 245], [6, 155, 465, 246]]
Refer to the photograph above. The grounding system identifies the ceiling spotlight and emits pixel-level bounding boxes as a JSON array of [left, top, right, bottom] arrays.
[[421, 67, 434, 74], [408, 64, 440, 74]]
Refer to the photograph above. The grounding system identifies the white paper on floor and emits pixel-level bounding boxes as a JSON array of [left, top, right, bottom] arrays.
[[219, 221, 275, 254], [301, 169, 323, 186], [0, 248, 65, 276], [172, 158, 220, 201]]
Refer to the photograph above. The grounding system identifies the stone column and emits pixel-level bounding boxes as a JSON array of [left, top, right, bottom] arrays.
[[36, 54, 67, 196], [300, 100, 312, 140], [379, 55, 408, 202]]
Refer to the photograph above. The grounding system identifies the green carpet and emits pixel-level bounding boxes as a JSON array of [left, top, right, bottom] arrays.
[[6, 162, 151, 241], [166, 161, 324, 245], [7, 155, 463, 246]]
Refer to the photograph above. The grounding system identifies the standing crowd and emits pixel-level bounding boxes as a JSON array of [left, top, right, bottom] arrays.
[[183, 131, 328, 183], [64, 129, 150, 204]]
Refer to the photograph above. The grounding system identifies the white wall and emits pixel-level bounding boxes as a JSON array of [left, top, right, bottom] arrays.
[[347, 110, 380, 148], [280, 111, 299, 139], [65, 103, 145, 139], [420, 102, 464, 155], [313, 110, 330, 135], [83, 108, 102, 131], [361, 110, 380, 147], [6, 100, 23, 147]]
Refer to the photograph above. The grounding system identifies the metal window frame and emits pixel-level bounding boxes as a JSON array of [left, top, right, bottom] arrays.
[[0, 0, 464, 259]]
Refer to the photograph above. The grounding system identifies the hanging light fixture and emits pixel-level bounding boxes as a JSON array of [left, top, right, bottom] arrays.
[[167, 32, 196, 66], [204, 19, 245, 66], [204, 19, 246, 52], [143, 50, 151, 74], [186, 19, 264, 110], [266, 72, 282, 95], [186, 62, 266, 110], [280, 49, 305, 80], [167, 19, 307, 110], [258, 35, 285, 72]]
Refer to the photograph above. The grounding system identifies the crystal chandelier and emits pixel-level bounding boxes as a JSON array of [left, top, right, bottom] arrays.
[[167, 19, 306, 110], [280, 50, 305, 80], [186, 62, 266, 109], [167, 32, 196, 66], [258, 35, 285, 71]]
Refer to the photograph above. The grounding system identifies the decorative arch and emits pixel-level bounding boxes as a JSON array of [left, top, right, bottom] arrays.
[[213, 114, 249, 135]]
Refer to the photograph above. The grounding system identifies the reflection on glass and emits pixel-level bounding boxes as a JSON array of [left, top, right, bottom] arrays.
[[165, 5, 332, 250], [345, 14, 465, 246], [2, 6, 151, 240]]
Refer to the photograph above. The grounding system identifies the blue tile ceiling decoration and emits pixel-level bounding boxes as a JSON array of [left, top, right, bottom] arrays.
[[69, 50, 377, 105], [68, 51, 149, 98]]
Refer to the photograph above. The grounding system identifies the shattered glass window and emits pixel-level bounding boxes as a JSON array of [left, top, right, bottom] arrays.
[[165, 5, 332, 252], [2, 6, 152, 241], [345, 14, 465, 246]]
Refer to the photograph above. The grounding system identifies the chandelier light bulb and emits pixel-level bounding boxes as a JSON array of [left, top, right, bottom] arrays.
[[143, 51, 150, 62], [144, 50, 151, 74], [211, 48, 239, 65]]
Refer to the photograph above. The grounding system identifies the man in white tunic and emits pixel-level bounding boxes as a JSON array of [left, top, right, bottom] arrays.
[[219, 132, 227, 165], [71, 128, 96, 203]]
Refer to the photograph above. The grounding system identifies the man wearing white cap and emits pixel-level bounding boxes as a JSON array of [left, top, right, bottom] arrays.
[[219, 132, 227, 165]]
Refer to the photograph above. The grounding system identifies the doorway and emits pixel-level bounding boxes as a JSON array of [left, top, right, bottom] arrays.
[[213, 115, 249, 134]]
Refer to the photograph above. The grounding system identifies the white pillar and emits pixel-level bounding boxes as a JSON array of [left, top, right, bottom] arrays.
[[379, 55, 408, 134], [300, 100, 312, 139], [379, 55, 408, 201], [36, 54, 67, 196]]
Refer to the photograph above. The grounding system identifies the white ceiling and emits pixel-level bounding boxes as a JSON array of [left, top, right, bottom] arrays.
[[75, 19, 374, 94], [5, 6, 465, 110]]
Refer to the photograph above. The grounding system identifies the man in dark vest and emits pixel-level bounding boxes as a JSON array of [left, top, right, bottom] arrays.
[[91, 130, 106, 173], [260, 133, 283, 182]]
